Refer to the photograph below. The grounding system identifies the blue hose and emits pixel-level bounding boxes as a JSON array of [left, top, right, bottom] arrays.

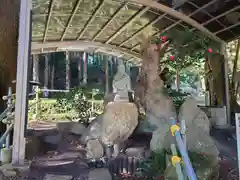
[[171, 119, 197, 180]]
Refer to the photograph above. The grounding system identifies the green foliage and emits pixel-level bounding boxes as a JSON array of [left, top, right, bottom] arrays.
[[136, 151, 166, 178], [167, 89, 189, 111], [28, 87, 104, 122]]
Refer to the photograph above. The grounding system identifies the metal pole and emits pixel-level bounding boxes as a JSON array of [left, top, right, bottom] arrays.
[[180, 119, 187, 180], [65, 51, 70, 90], [83, 52, 87, 84], [235, 113, 240, 177], [12, 0, 32, 165], [78, 52, 82, 86], [32, 54, 39, 92], [170, 144, 184, 180], [105, 55, 109, 95], [44, 54, 49, 97], [221, 43, 231, 125], [6, 87, 12, 149]]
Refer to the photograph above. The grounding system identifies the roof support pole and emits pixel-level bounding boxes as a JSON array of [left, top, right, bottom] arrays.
[[78, 52, 82, 86], [104, 54, 109, 95], [12, 0, 32, 165], [65, 51, 70, 90], [221, 43, 231, 126], [32, 54, 39, 92], [83, 52, 88, 85]]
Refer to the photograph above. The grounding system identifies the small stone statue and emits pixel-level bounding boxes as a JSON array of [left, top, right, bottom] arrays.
[[112, 63, 132, 102], [101, 62, 138, 158]]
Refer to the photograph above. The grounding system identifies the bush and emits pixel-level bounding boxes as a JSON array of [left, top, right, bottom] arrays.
[[28, 87, 104, 122]]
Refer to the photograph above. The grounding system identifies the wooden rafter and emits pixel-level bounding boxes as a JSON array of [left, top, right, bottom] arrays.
[[119, 1, 189, 47], [189, 5, 240, 32], [60, 0, 83, 41], [43, 0, 55, 42], [77, 0, 106, 40], [214, 21, 240, 34], [188, 1, 235, 36], [92, 2, 128, 41], [131, 0, 222, 43], [202, 5, 240, 26], [105, 6, 150, 44], [119, 14, 166, 47], [130, 0, 219, 51]]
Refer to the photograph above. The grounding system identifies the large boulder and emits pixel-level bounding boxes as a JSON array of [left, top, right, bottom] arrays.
[[150, 124, 173, 152], [178, 97, 210, 133], [178, 98, 217, 156], [100, 102, 138, 146], [164, 97, 219, 180]]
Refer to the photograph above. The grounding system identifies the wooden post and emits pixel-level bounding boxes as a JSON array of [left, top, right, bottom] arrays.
[[44, 54, 49, 88], [105, 55, 109, 95], [32, 54, 39, 91], [221, 43, 231, 125], [12, 0, 31, 165], [78, 52, 82, 86], [65, 51, 70, 90], [51, 58, 55, 89], [83, 52, 88, 84]]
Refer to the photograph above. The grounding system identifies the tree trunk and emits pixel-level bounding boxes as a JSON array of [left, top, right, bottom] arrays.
[[205, 53, 226, 106], [230, 39, 240, 115], [0, 0, 20, 133]]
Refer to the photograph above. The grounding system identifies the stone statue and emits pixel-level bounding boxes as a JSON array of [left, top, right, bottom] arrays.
[[112, 63, 132, 102], [100, 62, 138, 157]]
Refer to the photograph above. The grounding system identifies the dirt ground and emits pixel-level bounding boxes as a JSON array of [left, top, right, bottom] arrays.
[[3, 121, 238, 180]]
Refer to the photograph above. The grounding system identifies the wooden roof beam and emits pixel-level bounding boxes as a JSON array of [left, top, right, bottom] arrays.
[[214, 21, 240, 35], [119, 2, 188, 47], [43, 0, 55, 42], [130, 0, 223, 43], [202, 5, 240, 26], [119, 14, 166, 47], [31, 40, 143, 61], [60, 0, 83, 41], [77, 0, 106, 40], [105, 6, 150, 44], [130, 0, 220, 51], [188, 1, 235, 36], [92, 2, 128, 41]]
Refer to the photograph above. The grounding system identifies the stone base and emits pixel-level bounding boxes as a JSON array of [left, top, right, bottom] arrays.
[[0, 160, 31, 177], [0, 147, 12, 164]]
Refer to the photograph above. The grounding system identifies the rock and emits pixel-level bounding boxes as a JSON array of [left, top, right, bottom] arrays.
[[186, 125, 219, 157], [88, 168, 112, 180], [69, 122, 86, 135], [145, 88, 177, 129], [178, 98, 218, 156], [57, 122, 86, 135], [25, 136, 42, 160], [81, 115, 103, 143], [86, 139, 104, 159], [164, 97, 220, 180], [178, 97, 210, 133], [100, 102, 138, 145], [150, 124, 173, 152]]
